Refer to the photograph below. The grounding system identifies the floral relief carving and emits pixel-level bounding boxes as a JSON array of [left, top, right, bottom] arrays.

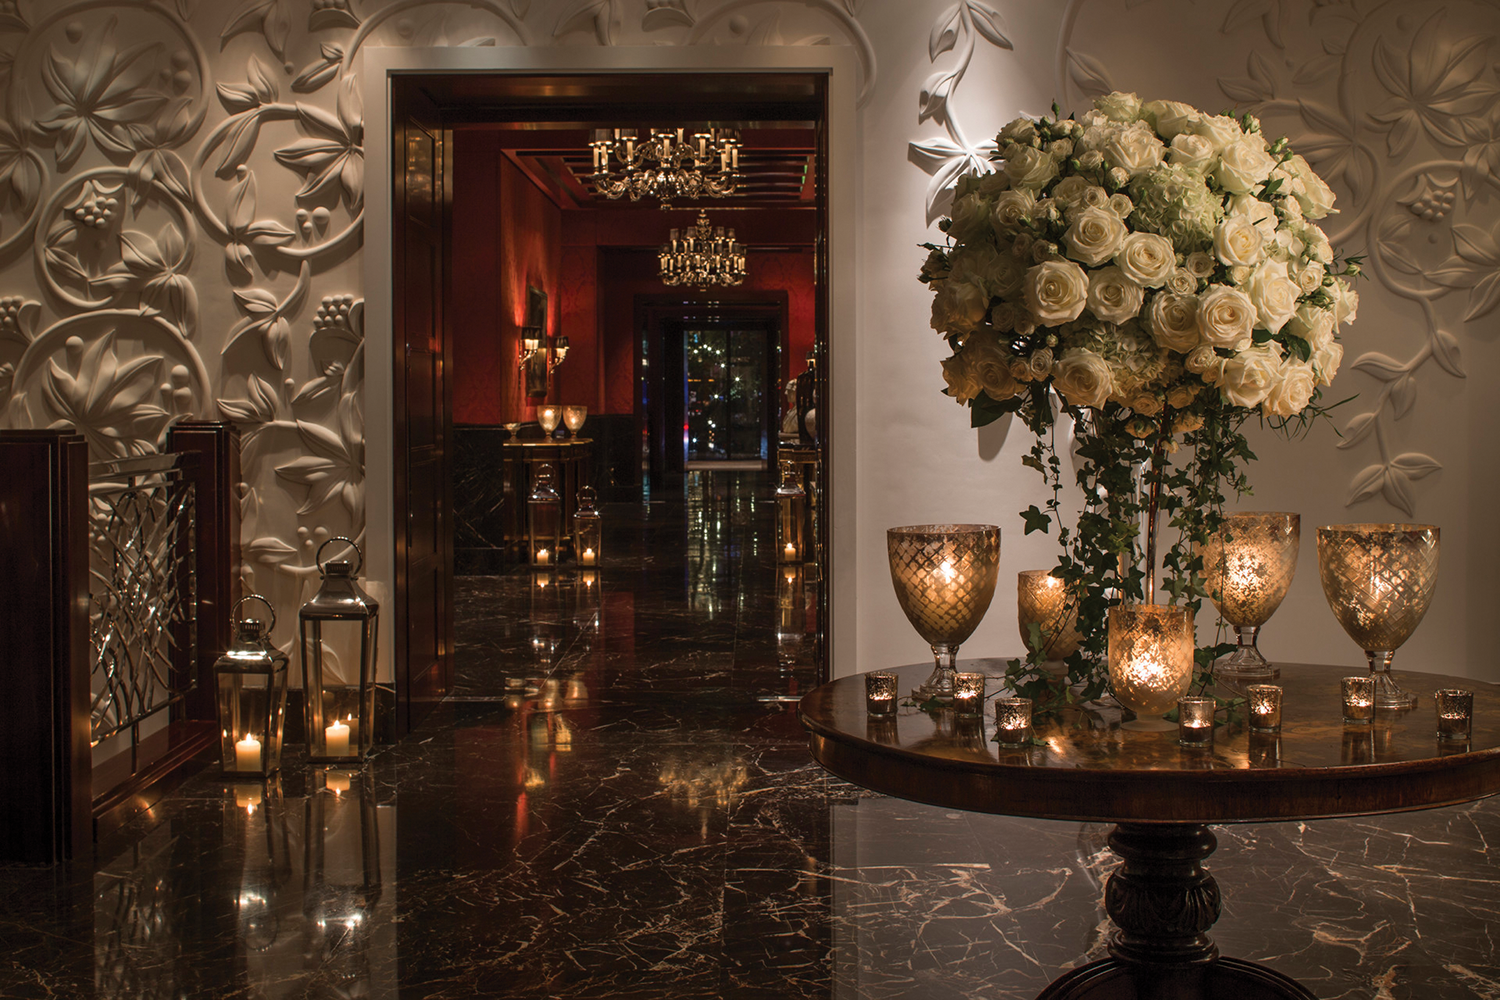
[[0, 0, 872, 622]]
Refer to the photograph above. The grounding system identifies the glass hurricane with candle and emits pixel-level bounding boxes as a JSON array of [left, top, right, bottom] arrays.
[[300, 538, 380, 763], [887, 524, 1001, 701], [1317, 524, 1439, 710], [1107, 604, 1195, 731], [537, 406, 561, 438], [574, 485, 601, 568], [775, 460, 806, 565], [562, 405, 588, 439], [214, 595, 290, 776], [1017, 569, 1082, 670], [1200, 512, 1299, 682]]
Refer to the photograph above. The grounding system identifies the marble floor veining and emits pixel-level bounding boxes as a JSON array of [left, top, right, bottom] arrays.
[[0, 470, 1496, 998]]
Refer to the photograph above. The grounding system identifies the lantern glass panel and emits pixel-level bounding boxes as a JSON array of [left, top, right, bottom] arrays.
[[528, 464, 563, 567]]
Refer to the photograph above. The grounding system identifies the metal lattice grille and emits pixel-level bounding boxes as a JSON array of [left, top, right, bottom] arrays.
[[88, 454, 197, 745]]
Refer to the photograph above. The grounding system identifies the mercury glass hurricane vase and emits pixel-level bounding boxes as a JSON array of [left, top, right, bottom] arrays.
[[1316, 524, 1439, 711], [562, 405, 588, 438], [887, 525, 1001, 700], [1200, 513, 1299, 682], [1108, 603, 1194, 731], [1016, 570, 1082, 667]]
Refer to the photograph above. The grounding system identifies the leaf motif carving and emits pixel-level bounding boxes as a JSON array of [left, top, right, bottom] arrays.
[[1350, 352, 1407, 381], [1337, 412, 1376, 449], [1347, 464, 1385, 505], [1390, 374, 1416, 419], [1391, 453, 1442, 480], [222, 0, 292, 61], [247, 537, 298, 564], [1431, 330, 1466, 378], [1066, 49, 1114, 101]]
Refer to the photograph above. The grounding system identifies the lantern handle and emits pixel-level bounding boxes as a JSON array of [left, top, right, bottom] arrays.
[[231, 594, 276, 633], [316, 536, 363, 577]]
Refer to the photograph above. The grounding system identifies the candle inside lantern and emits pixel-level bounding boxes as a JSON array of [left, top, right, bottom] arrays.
[[1246, 683, 1283, 733], [235, 735, 262, 771], [1342, 675, 1375, 723], [952, 672, 985, 715], [784, 543, 796, 559], [1435, 688, 1473, 741], [325, 717, 351, 757], [994, 697, 1032, 747], [865, 671, 898, 715], [536, 548, 550, 566], [1178, 697, 1216, 746], [581, 547, 596, 566]]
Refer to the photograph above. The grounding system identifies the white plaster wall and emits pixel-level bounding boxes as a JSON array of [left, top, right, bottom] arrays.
[[0, 0, 1491, 685]]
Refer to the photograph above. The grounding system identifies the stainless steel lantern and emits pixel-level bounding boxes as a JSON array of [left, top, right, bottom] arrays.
[[215, 595, 290, 776], [528, 463, 562, 568], [574, 484, 601, 567], [300, 538, 380, 763], [776, 460, 806, 564]]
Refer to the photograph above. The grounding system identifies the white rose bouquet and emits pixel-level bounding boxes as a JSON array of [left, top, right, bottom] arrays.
[[920, 92, 1359, 701]]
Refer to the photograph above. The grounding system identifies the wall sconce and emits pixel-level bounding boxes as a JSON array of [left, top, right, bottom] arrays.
[[521, 285, 567, 399]]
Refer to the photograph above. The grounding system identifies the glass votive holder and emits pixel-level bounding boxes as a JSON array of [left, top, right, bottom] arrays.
[[1178, 697, 1216, 746], [1246, 684, 1283, 733], [1435, 688, 1473, 741], [865, 671, 898, 716], [1342, 675, 1375, 723], [953, 672, 986, 715], [994, 697, 1032, 747]]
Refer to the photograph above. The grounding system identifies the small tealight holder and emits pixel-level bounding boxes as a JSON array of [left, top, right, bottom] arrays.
[[1246, 684, 1283, 733], [865, 671, 898, 716], [1435, 689, 1473, 741], [953, 672, 986, 715], [1342, 675, 1375, 724], [994, 697, 1032, 747], [1177, 697, 1216, 746]]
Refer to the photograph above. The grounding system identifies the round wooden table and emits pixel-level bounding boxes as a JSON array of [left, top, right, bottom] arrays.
[[799, 662, 1500, 999]]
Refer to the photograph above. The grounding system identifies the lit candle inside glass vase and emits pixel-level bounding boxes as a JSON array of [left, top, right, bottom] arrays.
[[1017, 570, 1082, 669], [1108, 604, 1194, 731], [1200, 513, 1299, 682], [1434, 688, 1473, 741], [952, 672, 985, 715], [994, 697, 1032, 747], [887, 525, 1001, 701], [1246, 684, 1282, 733]]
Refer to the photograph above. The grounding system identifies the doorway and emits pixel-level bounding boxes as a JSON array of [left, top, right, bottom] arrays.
[[367, 50, 856, 737], [682, 321, 774, 469]]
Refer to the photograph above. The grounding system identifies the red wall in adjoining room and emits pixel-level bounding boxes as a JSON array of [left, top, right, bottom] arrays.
[[593, 248, 817, 416], [556, 243, 599, 411], [450, 132, 562, 424]]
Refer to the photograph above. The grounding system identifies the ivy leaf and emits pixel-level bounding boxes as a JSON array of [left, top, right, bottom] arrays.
[[1022, 505, 1051, 535]]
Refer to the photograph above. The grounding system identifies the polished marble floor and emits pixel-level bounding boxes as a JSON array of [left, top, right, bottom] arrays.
[[1, 470, 1497, 998]]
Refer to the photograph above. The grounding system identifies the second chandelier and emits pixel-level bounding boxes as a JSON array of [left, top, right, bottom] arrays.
[[659, 210, 746, 290]]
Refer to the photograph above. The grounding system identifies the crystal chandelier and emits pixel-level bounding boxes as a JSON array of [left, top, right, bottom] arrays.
[[659, 211, 746, 290], [589, 127, 741, 208]]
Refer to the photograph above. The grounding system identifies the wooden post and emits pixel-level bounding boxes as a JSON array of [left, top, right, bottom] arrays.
[[0, 430, 91, 863]]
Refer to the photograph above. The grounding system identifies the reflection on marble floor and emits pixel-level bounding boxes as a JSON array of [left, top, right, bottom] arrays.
[[0, 471, 1497, 998]]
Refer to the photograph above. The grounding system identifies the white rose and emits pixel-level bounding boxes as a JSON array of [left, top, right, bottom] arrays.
[[1104, 122, 1165, 177], [1143, 99, 1198, 139], [1294, 259, 1325, 294], [1051, 348, 1114, 409], [997, 117, 1038, 147], [1028, 348, 1054, 380], [975, 169, 1011, 197], [1185, 344, 1225, 380], [1329, 279, 1358, 325], [1166, 268, 1198, 296], [1226, 193, 1278, 240], [1115, 232, 1177, 287], [1087, 265, 1145, 323], [1095, 91, 1143, 122], [1283, 302, 1336, 351], [1197, 285, 1257, 349], [1262, 358, 1317, 417], [1168, 132, 1215, 172], [1077, 149, 1105, 172], [1108, 166, 1131, 189], [964, 334, 1023, 401], [1213, 216, 1265, 268], [930, 278, 990, 334], [1004, 144, 1059, 191], [947, 192, 993, 245], [1311, 337, 1343, 386], [1246, 260, 1300, 334], [1216, 135, 1277, 196], [1024, 259, 1090, 325], [1185, 252, 1217, 279], [1286, 154, 1336, 218], [1049, 137, 1076, 161], [1188, 114, 1244, 153], [1149, 292, 1201, 352], [1302, 224, 1333, 264], [1063, 206, 1128, 266], [1219, 346, 1280, 408], [992, 189, 1037, 232], [990, 301, 1016, 332], [1108, 193, 1134, 219], [1051, 175, 1094, 209], [941, 352, 983, 404], [980, 247, 1026, 298]]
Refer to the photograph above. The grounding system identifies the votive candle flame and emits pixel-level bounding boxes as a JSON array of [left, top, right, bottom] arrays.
[[1178, 697, 1216, 746], [1247, 684, 1282, 733], [865, 671, 897, 715], [1342, 675, 1375, 723], [994, 697, 1032, 747], [953, 672, 985, 715], [1435, 688, 1473, 741]]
